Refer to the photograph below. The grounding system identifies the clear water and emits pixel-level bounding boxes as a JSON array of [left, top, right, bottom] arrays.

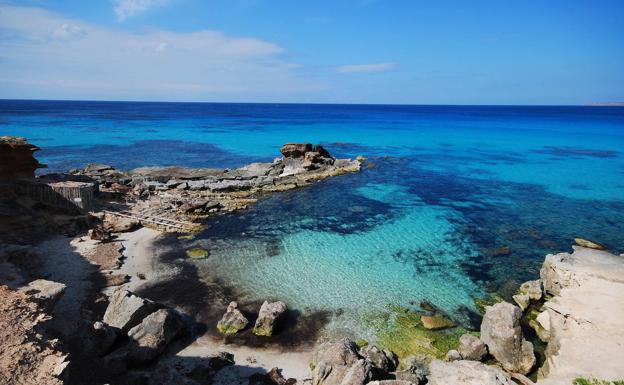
[[3, 100, 624, 339]]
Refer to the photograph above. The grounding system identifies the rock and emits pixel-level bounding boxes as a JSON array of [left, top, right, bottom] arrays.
[[573, 238, 606, 250], [445, 350, 462, 361], [311, 339, 361, 385], [534, 310, 551, 341], [84, 163, 115, 173], [359, 344, 398, 372], [519, 280, 542, 301], [103, 274, 131, 287], [536, 246, 624, 384], [187, 180, 206, 190], [488, 246, 511, 257], [249, 367, 297, 385], [427, 360, 514, 385], [281, 143, 314, 158], [185, 352, 235, 383], [19, 279, 66, 311], [458, 334, 487, 361], [420, 315, 455, 330], [0, 136, 45, 179], [82, 321, 118, 357], [395, 356, 428, 384], [238, 162, 275, 178], [512, 293, 530, 311], [253, 300, 288, 337], [103, 215, 140, 233], [127, 308, 185, 364], [339, 359, 373, 385], [367, 381, 418, 385], [217, 301, 249, 335], [179, 198, 220, 213], [88, 226, 113, 241], [480, 302, 535, 374], [165, 179, 182, 188], [103, 289, 160, 332]]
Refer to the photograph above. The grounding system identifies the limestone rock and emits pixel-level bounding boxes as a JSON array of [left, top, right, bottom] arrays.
[[339, 359, 373, 385], [395, 356, 429, 384], [427, 360, 514, 385], [480, 302, 535, 374], [573, 238, 606, 250], [519, 279, 542, 301], [217, 301, 249, 335], [359, 344, 398, 372], [127, 308, 185, 364], [103, 289, 160, 332], [311, 339, 361, 385], [19, 279, 66, 312], [445, 350, 462, 362], [458, 334, 487, 361], [253, 300, 287, 337], [512, 293, 530, 311]]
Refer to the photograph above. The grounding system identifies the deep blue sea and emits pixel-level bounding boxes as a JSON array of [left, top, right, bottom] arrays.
[[2, 99, 624, 340]]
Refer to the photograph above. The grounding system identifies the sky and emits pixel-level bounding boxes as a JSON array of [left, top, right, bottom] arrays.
[[0, 0, 623, 104]]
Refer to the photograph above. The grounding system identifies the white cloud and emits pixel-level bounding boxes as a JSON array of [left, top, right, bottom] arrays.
[[0, 5, 323, 102], [336, 62, 397, 73], [113, 0, 168, 21]]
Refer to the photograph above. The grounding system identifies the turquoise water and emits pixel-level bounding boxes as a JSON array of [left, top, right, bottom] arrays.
[[2, 100, 624, 339]]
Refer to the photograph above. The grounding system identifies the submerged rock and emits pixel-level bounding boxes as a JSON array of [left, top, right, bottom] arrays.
[[480, 302, 535, 374], [103, 289, 160, 332], [420, 315, 455, 330], [127, 308, 185, 364], [217, 301, 249, 335], [253, 300, 288, 337], [427, 359, 514, 385], [458, 334, 487, 361]]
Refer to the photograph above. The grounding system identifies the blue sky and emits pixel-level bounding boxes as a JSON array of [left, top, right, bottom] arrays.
[[0, 0, 622, 104]]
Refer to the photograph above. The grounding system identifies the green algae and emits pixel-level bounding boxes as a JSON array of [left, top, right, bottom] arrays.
[[356, 338, 369, 348], [178, 234, 195, 241], [474, 292, 504, 314], [364, 305, 467, 363], [186, 248, 209, 259]]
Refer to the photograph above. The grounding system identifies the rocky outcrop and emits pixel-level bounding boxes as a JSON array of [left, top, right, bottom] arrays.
[[126, 308, 185, 364], [103, 289, 160, 332], [0, 136, 45, 180], [280, 143, 314, 158], [253, 300, 288, 337], [217, 301, 249, 335], [457, 334, 487, 361], [427, 360, 514, 385], [536, 246, 624, 384], [18, 279, 66, 312], [359, 344, 398, 373], [480, 302, 535, 374], [311, 339, 362, 385]]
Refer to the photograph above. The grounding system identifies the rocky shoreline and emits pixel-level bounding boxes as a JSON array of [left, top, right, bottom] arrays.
[[1, 137, 623, 385]]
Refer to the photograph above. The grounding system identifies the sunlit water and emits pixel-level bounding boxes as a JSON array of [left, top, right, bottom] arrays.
[[3, 100, 624, 339]]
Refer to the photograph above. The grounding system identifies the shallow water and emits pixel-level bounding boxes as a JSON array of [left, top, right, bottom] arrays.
[[3, 100, 624, 339]]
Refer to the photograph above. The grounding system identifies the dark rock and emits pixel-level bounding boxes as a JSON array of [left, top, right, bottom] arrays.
[[280, 143, 313, 158], [82, 321, 118, 357], [103, 289, 160, 332], [249, 367, 297, 385], [88, 226, 113, 241], [126, 308, 185, 364]]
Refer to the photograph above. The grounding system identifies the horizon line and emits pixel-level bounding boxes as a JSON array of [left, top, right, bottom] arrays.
[[1, 97, 622, 108]]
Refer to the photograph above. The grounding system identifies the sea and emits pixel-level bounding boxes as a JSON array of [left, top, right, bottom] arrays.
[[2, 99, 623, 342]]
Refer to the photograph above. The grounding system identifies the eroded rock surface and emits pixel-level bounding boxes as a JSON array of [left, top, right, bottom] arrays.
[[127, 308, 185, 364], [480, 301, 535, 374], [537, 246, 624, 384], [103, 289, 160, 332], [427, 360, 514, 385], [458, 334, 487, 361], [217, 301, 249, 335]]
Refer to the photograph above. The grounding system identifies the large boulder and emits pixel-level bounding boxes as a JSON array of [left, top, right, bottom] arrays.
[[217, 301, 249, 335], [19, 279, 66, 312], [253, 300, 288, 337], [339, 359, 373, 385], [480, 302, 535, 374], [280, 143, 314, 158], [311, 339, 361, 385], [359, 344, 398, 372], [458, 334, 487, 361], [427, 360, 514, 385], [103, 289, 160, 332], [126, 308, 185, 364]]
